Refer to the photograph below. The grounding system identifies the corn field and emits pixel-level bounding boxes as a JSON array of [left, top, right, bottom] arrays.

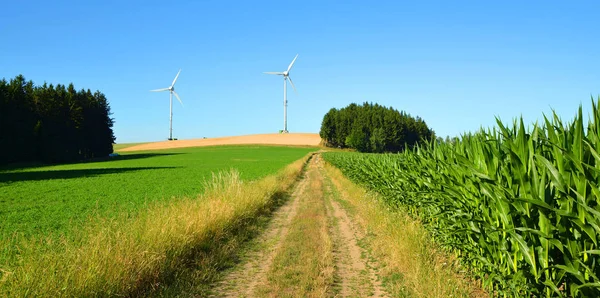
[[323, 99, 600, 297]]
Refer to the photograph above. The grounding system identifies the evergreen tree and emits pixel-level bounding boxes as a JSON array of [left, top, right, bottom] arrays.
[[319, 102, 434, 153], [0, 74, 116, 165], [320, 108, 338, 146]]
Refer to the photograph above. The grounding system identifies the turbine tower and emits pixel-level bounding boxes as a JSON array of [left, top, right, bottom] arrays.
[[150, 69, 183, 140], [264, 54, 298, 133]]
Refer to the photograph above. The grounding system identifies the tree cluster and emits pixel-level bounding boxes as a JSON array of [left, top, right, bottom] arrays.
[[0, 75, 115, 165], [319, 102, 434, 153]]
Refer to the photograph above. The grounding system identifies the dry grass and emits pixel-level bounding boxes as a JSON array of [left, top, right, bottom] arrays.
[[120, 133, 322, 152], [0, 154, 312, 297], [112, 142, 147, 151], [324, 162, 486, 298], [255, 161, 334, 297]]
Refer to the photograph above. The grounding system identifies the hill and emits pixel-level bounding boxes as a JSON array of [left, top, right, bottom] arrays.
[[119, 133, 322, 152]]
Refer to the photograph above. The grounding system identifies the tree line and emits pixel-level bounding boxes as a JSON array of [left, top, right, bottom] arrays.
[[0, 75, 115, 165], [319, 102, 434, 153]]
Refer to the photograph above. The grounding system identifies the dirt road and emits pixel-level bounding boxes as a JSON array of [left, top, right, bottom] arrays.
[[210, 154, 387, 297]]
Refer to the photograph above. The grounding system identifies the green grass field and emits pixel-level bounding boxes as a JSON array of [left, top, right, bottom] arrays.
[[0, 145, 316, 240]]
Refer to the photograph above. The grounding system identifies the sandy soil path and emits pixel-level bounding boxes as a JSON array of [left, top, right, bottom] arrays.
[[211, 164, 311, 297], [324, 178, 387, 297], [210, 154, 387, 297], [119, 133, 321, 152]]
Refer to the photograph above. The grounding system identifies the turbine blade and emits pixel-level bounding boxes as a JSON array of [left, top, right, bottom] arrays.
[[173, 91, 184, 107], [264, 72, 284, 75], [150, 88, 170, 92], [286, 54, 298, 72], [287, 76, 297, 93], [171, 69, 181, 87]]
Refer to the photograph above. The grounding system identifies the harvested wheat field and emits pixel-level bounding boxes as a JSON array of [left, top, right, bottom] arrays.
[[119, 133, 322, 152]]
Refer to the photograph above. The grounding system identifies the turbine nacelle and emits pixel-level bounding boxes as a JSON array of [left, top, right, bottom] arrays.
[[150, 69, 183, 106]]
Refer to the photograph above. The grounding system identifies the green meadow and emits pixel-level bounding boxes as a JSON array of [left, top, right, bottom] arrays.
[[0, 145, 315, 240]]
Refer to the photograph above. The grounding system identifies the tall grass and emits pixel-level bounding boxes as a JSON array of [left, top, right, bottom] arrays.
[[323, 162, 483, 297], [0, 154, 312, 296], [323, 99, 600, 297]]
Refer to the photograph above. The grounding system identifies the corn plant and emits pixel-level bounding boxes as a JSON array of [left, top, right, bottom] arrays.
[[323, 98, 600, 297]]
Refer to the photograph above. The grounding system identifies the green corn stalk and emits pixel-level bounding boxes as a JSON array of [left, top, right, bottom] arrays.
[[323, 97, 600, 297]]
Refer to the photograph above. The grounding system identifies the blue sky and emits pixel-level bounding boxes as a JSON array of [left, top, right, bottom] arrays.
[[1, 0, 598, 143]]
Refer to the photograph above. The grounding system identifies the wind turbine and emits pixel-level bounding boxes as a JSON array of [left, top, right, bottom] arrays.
[[264, 54, 298, 133], [150, 69, 183, 140]]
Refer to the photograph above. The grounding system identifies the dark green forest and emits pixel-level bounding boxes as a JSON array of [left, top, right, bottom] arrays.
[[319, 102, 434, 152], [0, 75, 115, 165]]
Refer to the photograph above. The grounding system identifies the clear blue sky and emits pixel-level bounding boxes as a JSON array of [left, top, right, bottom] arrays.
[[1, 0, 598, 143]]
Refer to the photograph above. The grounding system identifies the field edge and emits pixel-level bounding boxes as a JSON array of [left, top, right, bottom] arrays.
[[322, 160, 487, 297], [0, 153, 314, 297]]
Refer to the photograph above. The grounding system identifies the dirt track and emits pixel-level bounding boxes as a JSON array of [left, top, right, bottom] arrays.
[[211, 154, 387, 297], [119, 133, 321, 152]]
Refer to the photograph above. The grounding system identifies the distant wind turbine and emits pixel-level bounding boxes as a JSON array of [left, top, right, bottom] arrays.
[[264, 54, 298, 133], [150, 69, 183, 140]]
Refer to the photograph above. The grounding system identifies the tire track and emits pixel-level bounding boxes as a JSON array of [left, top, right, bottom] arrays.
[[210, 159, 311, 297], [210, 154, 388, 297], [319, 157, 387, 298]]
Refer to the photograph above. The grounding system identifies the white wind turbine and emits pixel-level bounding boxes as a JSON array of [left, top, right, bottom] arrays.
[[150, 69, 183, 140], [264, 54, 298, 133]]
